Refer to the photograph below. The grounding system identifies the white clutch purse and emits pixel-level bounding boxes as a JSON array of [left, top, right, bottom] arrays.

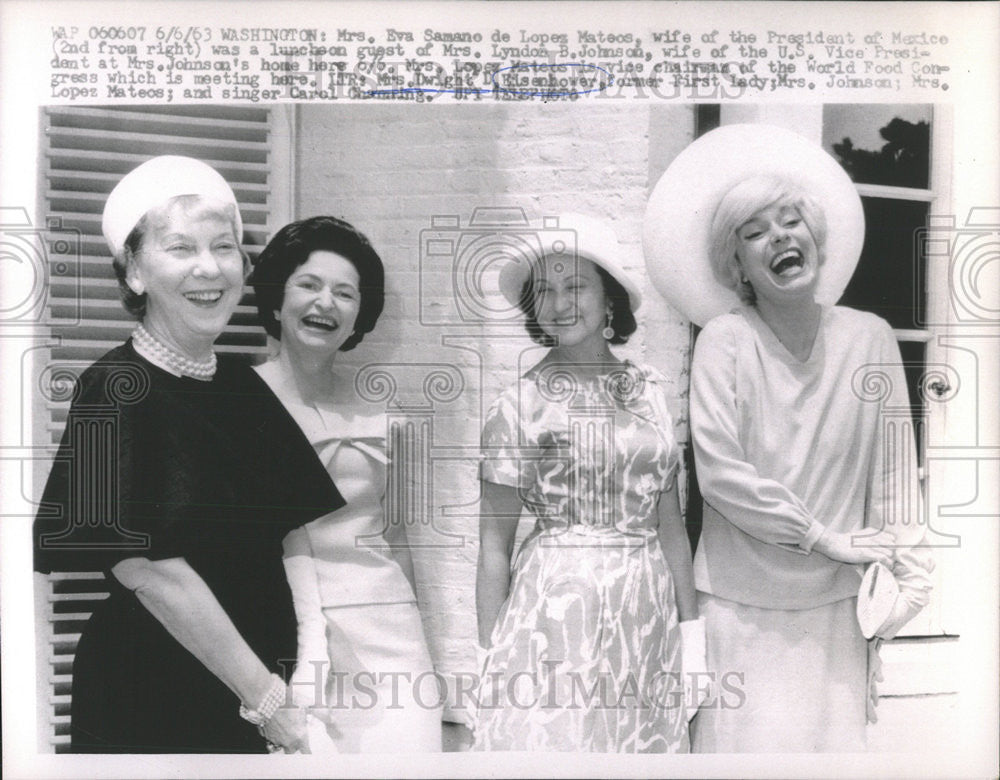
[[856, 562, 900, 639]]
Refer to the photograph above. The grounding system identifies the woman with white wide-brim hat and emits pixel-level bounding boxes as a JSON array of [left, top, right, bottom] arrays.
[[472, 213, 699, 752], [644, 125, 934, 752], [34, 156, 342, 752]]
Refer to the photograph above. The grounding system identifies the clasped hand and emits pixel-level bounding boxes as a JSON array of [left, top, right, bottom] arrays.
[[814, 528, 895, 567], [261, 705, 311, 754]]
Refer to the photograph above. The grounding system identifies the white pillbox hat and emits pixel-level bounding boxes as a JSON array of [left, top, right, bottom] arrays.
[[101, 156, 243, 255]]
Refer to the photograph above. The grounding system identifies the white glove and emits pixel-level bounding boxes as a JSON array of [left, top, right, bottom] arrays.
[[866, 638, 885, 724], [875, 593, 918, 641], [283, 545, 330, 710], [475, 643, 489, 674], [679, 617, 709, 720], [304, 709, 341, 755]]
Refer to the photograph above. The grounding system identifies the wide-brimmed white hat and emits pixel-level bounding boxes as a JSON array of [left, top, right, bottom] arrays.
[[102, 156, 243, 256], [643, 124, 864, 326], [498, 212, 643, 313]]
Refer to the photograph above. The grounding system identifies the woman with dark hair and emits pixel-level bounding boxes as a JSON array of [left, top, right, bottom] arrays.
[[644, 125, 934, 751], [519, 260, 638, 349], [250, 216, 441, 753], [472, 213, 702, 752], [34, 157, 342, 753]]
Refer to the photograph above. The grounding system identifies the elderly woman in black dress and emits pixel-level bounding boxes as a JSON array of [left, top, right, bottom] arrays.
[[34, 156, 341, 753]]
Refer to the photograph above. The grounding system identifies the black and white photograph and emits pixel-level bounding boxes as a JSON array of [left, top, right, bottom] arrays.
[[1, 2, 997, 778]]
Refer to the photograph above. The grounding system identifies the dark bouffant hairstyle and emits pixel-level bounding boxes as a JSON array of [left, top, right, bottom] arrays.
[[250, 216, 385, 351]]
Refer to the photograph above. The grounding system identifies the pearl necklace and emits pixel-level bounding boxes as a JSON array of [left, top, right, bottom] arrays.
[[132, 323, 217, 381]]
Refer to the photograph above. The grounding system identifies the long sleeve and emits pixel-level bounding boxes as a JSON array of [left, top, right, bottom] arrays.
[[690, 318, 827, 553], [865, 322, 934, 633]]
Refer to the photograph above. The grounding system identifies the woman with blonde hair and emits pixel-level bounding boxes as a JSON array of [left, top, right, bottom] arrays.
[[645, 125, 934, 752]]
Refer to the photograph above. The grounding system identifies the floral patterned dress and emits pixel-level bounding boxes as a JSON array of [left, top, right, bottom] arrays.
[[473, 360, 689, 752]]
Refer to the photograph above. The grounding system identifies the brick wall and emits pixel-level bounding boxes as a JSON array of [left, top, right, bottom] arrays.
[[295, 103, 696, 712]]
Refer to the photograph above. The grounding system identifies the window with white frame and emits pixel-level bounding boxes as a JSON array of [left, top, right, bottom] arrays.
[[821, 103, 952, 638], [823, 104, 942, 458]]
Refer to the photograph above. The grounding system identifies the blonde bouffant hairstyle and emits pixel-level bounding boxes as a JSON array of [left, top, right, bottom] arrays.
[[708, 176, 827, 306]]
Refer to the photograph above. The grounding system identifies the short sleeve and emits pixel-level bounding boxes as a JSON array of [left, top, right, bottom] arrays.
[[479, 390, 533, 490], [634, 363, 681, 491], [34, 357, 189, 574]]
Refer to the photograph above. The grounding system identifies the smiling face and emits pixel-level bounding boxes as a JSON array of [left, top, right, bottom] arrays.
[[279, 250, 362, 358], [734, 198, 821, 306], [127, 199, 245, 358], [532, 254, 609, 350]]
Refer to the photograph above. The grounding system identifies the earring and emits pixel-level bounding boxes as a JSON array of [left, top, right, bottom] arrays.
[[602, 310, 615, 341], [128, 280, 145, 295], [740, 275, 748, 284]]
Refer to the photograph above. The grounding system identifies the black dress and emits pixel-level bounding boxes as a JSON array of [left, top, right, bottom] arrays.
[[34, 342, 343, 753]]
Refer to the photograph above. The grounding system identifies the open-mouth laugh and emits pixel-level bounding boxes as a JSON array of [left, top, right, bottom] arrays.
[[302, 314, 339, 332], [769, 249, 804, 277], [183, 290, 225, 305]]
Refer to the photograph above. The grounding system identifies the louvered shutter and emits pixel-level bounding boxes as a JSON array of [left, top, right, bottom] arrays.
[[37, 105, 277, 752]]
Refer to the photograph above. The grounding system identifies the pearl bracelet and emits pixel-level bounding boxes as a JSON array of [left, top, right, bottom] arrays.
[[239, 673, 287, 730]]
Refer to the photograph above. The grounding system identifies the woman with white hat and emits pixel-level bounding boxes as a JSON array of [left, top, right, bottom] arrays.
[[34, 156, 342, 752], [644, 125, 934, 751], [472, 213, 701, 752]]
